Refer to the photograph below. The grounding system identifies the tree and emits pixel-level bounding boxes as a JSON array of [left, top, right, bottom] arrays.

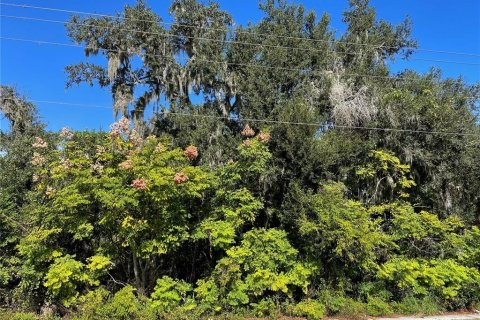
[[0, 87, 46, 308]]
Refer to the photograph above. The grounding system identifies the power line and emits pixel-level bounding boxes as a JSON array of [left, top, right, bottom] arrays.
[[1, 2, 480, 58], [2, 14, 480, 66], [3, 98, 479, 137], [2, 36, 478, 84]]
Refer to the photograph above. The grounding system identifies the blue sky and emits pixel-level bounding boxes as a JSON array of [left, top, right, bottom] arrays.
[[1, 0, 479, 131]]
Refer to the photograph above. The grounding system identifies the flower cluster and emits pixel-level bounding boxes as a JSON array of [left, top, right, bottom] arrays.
[[184, 145, 198, 161], [59, 127, 74, 139], [109, 117, 131, 138], [257, 131, 270, 143], [131, 178, 148, 190], [32, 137, 48, 148], [118, 159, 133, 170], [109, 123, 121, 138], [31, 152, 45, 166], [118, 117, 130, 133], [241, 124, 255, 137], [129, 129, 143, 147], [174, 172, 189, 185], [243, 139, 252, 147]]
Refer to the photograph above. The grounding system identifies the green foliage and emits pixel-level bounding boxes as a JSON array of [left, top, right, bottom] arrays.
[[287, 299, 325, 320], [337, 298, 368, 318], [378, 258, 480, 302], [318, 289, 348, 315], [371, 201, 465, 258], [43, 255, 111, 306], [195, 228, 313, 311], [98, 286, 140, 320], [392, 295, 443, 315], [74, 286, 154, 320], [297, 182, 389, 276], [2, 0, 480, 318], [250, 298, 279, 317], [366, 296, 393, 316], [44, 256, 88, 306], [149, 276, 195, 313], [356, 149, 416, 202], [460, 227, 480, 269], [10, 313, 38, 320]]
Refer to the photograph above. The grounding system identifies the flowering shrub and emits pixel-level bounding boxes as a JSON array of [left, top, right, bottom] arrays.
[[9, 117, 480, 317]]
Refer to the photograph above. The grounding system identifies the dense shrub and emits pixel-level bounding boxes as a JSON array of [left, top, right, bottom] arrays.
[[1, 0, 480, 316]]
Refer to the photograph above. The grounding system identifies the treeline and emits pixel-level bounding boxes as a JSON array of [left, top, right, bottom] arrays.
[[1, 0, 479, 319]]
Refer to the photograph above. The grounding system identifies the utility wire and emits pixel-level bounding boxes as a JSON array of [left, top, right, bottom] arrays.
[[2, 14, 480, 66], [2, 36, 478, 84], [3, 98, 479, 137], [1, 2, 480, 58]]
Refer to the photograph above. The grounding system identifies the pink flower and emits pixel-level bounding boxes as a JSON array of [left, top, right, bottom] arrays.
[[257, 131, 270, 143], [31, 152, 45, 166], [184, 145, 198, 161], [32, 137, 48, 148], [241, 124, 255, 137], [108, 117, 131, 138], [118, 159, 133, 170], [59, 127, 73, 139], [131, 178, 147, 190], [109, 122, 121, 138], [118, 117, 131, 133], [174, 172, 189, 185], [243, 139, 252, 147], [129, 129, 143, 147]]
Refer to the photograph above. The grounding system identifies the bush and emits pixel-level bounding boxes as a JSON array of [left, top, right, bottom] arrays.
[[73, 286, 151, 320], [195, 228, 313, 311], [378, 258, 480, 305], [149, 276, 195, 313], [337, 298, 368, 319], [251, 298, 279, 317], [392, 295, 444, 315], [366, 296, 393, 316], [8, 313, 37, 320], [287, 299, 325, 320], [318, 289, 348, 315]]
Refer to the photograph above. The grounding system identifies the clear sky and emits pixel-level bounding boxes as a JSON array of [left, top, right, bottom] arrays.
[[1, 0, 479, 131]]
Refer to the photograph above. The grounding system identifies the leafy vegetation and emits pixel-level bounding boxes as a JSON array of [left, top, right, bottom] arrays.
[[1, 0, 479, 318]]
